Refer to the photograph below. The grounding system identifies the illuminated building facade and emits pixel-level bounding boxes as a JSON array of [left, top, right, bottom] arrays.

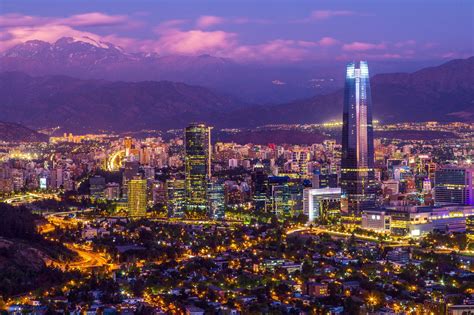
[[185, 123, 211, 212], [252, 163, 269, 212], [268, 176, 292, 217], [128, 175, 147, 217], [434, 166, 473, 205], [122, 160, 139, 198], [341, 61, 376, 214], [167, 178, 186, 217], [303, 187, 341, 222], [208, 179, 225, 219]]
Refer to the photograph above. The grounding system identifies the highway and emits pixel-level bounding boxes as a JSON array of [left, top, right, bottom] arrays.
[[1, 192, 59, 206]]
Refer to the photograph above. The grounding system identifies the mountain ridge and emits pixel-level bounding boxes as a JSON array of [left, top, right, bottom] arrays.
[[0, 56, 472, 132]]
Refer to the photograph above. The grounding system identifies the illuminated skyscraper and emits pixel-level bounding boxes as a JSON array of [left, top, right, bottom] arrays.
[[252, 162, 269, 212], [167, 178, 186, 217], [128, 175, 147, 217], [434, 166, 473, 205], [340, 61, 376, 214], [185, 123, 211, 212], [208, 179, 225, 219]]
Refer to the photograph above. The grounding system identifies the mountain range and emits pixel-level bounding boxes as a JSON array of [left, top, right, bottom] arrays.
[[0, 37, 472, 132], [228, 56, 474, 125], [0, 37, 343, 104], [0, 121, 48, 142], [0, 72, 241, 132]]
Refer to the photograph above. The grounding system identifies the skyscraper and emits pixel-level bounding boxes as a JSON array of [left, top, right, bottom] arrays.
[[434, 166, 473, 205], [128, 175, 147, 217], [340, 61, 376, 214], [185, 123, 211, 212], [167, 178, 186, 217], [208, 179, 225, 220]]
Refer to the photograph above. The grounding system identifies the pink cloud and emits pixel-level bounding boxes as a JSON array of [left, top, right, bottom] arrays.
[[318, 37, 339, 46], [0, 24, 104, 51], [229, 39, 310, 62], [153, 26, 237, 55], [0, 13, 47, 27], [342, 41, 386, 51], [0, 12, 130, 28], [310, 10, 355, 20], [58, 12, 129, 27], [196, 15, 225, 28]]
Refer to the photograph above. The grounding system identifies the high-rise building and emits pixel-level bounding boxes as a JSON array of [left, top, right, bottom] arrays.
[[128, 175, 147, 217], [122, 160, 139, 198], [311, 171, 338, 189], [434, 166, 473, 205], [252, 162, 269, 212], [185, 123, 211, 212], [89, 175, 106, 198], [104, 182, 120, 200], [268, 176, 292, 217], [340, 61, 376, 214], [208, 179, 225, 219], [124, 136, 133, 156], [167, 178, 186, 217], [303, 188, 341, 223]]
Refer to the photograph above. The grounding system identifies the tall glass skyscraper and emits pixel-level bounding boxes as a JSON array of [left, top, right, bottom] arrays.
[[128, 175, 147, 217], [341, 61, 376, 214], [185, 123, 212, 213]]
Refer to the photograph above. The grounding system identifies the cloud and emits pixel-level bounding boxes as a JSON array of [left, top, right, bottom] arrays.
[[293, 10, 356, 23], [318, 37, 339, 47], [310, 10, 355, 20], [58, 12, 129, 27], [0, 13, 437, 62], [0, 24, 104, 51], [0, 14, 48, 27], [229, 39, 321, 62], [394, 40, 416, 48], [196, 15, 225, 28], [153, 26, 237, 55], [342, 41, 386, 51], [0, 12, 130, 28], [195, 15, 272, 29]]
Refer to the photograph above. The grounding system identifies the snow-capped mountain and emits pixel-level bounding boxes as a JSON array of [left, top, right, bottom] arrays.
[[0, 37, 342, 103]]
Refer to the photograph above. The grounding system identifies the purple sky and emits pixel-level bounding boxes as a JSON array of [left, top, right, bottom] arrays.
[[0, 0, 472, 63]]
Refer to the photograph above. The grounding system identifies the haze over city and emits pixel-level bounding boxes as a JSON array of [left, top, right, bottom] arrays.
[[0, 1, 473, 314]]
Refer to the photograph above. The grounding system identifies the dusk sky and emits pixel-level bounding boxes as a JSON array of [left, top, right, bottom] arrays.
[[1, 0, 472, 63]]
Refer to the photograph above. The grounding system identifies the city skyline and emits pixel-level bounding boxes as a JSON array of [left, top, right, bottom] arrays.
[[0, 1, 473, 314]]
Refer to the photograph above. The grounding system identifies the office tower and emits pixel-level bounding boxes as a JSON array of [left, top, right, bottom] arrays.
[[303, 188, 341, 223], [434, 166, 473, 205], [104, 182, 121, 200], [252, 162, 268, 212], [292, 148, 311, 177], [340, 61, 376, 214], [124, 136, 133, 156], [268, 176, 292, 217], [122, 160, 139, 198], [312, 171, 338, 189], [185, 123, 211, 212], [167, 178, 186, 217], [208, 179, 225, 220], [128, 175, 147, 217], [89, 175, 106, 198]]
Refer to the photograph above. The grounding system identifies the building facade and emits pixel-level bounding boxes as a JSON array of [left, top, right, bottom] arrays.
[[434, 166, 473, 205], [128, 176, 147, 217], [340, 61, 376, 215], [185, 123, 212, 213], [303, 187, 341, 222]]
